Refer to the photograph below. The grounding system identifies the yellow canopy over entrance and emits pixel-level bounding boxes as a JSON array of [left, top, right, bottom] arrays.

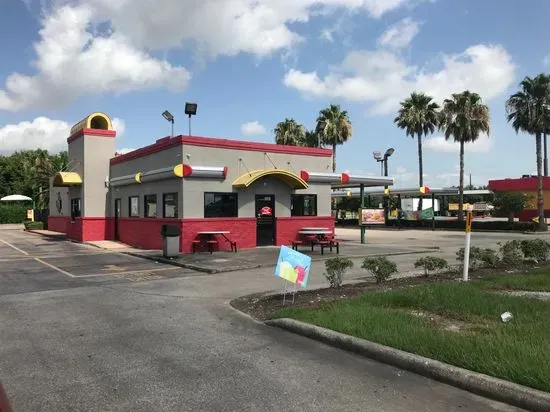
[[232, 169, 308, 190], [53, 172, 83, 187]]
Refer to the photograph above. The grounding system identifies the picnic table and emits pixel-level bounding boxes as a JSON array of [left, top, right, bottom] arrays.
[[195, 231, 237, 253], [293, 228, 339, 255]]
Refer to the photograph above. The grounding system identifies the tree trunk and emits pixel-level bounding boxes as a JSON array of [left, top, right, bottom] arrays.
[[544, 133, 548, 177], [417, 134, 423, 211], [332, 143, 336, 173], [536, 132, 548, 231], [457, 140, 465, 222]]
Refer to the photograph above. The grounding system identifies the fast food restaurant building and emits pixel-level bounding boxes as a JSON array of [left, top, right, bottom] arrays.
[[48, 113, 393, 253]]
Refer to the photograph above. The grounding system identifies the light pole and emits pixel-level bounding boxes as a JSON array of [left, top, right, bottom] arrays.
[[373, 151, 383, 176], [374, 148, 395, 226], [383, 148, 395, 177], [162, 110, 174, 137], [184, 102, 197, 136]]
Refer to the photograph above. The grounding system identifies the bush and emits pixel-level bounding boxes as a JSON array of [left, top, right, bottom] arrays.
[[0, 204, 27, 224], [24, 221, 44, 230], [457, 246, 483, 270], [498, 240, 524, 267], [520, 239, 550, 262], [362, 256, 398, 284], [479, 248, 500, 268], [382, 218, 535, 232], [414, 256, 448, 276], [324, 257, 353, 288]]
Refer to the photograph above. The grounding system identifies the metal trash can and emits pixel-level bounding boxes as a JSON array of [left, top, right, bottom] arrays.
[[161, 224, 180, 258]]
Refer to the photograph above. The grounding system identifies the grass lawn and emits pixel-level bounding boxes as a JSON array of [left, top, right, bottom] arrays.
[[476, 267, 550, 292], [274, 279, 550, 392]]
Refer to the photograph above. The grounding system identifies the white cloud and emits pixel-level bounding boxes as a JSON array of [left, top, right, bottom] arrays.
[[116, 148, 136, 154], [284, 44, 515, 114], [424, 134, 493, 154], [0, 4, 190, 111], [1, 0, 429, 112], [241, 121, 267, 136], [111, 118, 126, 136], [0, 116, 126, 155], [377, 17, 420, 49]]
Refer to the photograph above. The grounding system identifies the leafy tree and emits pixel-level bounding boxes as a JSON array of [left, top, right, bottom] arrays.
[[298, 130, 320, 148], [439, 91, 490, 221], [274, 118, 305, 146], [316, 104, 352, 172], [493, 192, 531, 222], [394, 92, 439, 210], [506, 74, 550, 231]]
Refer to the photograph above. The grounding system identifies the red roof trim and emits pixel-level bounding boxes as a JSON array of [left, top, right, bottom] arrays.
[[488, 177, 550, 191], [67, 128, 116, 143], [110, 135, 333, 165]]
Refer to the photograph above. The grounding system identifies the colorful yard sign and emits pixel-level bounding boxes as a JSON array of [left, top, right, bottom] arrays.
[[359, 208, 385, 225], [275, 245, 312, 288]]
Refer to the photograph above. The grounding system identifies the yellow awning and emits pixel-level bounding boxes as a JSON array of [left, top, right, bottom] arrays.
[[53, 172, 83, 187], [232, 169, 308, 190]]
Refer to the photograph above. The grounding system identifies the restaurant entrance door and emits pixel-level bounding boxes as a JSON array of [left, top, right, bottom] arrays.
[[256, 195, 275, 246]]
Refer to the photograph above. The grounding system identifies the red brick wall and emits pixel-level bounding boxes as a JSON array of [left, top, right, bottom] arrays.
[[276, 216, 335, 246], [66, 219, 83, 241], [80, 218, 111, 242], [181, 218, 256, 253], [48, 216, 69, 233], [116, 218, 182, 250]]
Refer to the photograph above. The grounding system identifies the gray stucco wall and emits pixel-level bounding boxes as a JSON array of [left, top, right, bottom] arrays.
[[67, 136, 85, 215], [181, 144, 333, 218], [83, 135, 115, 217], [48, 180, 70, 217]]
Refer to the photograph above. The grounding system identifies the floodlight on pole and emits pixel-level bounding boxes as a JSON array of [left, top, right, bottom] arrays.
[[373, 151, 382, 160], [162, 110, 175, 136], [184, 102, 197, 136]]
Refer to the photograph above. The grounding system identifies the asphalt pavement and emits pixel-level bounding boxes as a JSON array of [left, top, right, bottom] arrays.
[[0, 230, 525, 411]]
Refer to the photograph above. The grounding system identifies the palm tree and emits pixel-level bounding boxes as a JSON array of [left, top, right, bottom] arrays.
[[506, 74, 550, 231], [439, 91, 490, 222], [394, 92, 439, 211], [274, 118, 305, 146], [298, 130, 320, 148], [316, 104, 352, 172]]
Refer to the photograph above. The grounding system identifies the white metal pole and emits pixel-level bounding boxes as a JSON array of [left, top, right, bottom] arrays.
[[462, 205, 474, 282]]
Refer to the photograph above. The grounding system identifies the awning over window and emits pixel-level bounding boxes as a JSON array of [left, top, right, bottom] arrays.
[[53, 172, 83, 187], [232, 169, 308, 190]]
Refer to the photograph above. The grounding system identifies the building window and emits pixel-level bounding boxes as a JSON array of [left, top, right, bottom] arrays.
[[129, 196, 139, 217], [163, 193, 178, 218], [204, 193, 238, 218], [70, 198, 81, 220], [291, 194, 317, 216], [144, 194, 157, 218]]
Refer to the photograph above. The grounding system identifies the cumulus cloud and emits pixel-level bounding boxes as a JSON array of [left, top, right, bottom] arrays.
[[1, 0, 429, 112], [0, 116, 125, 155], [377, 17, 421, 49], [284, 44, 515, 114], [241, 121, 267, 136], [424, 134, 493, 154]]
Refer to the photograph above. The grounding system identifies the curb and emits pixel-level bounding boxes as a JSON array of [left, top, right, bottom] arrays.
[[123, 249, 434, 274], [266, 318, 550, 412], [25, 229, 68, 239]]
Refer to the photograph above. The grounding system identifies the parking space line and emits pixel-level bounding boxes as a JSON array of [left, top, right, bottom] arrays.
[[75, 267, 180, 278], [0, 239, 29, 255], [33, 257, 76, 278]]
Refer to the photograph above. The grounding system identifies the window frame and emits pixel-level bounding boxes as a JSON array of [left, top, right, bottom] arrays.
[[163, 192, 178, 218], [204, 192, 238, 218], [291, 194, 318, 217], [128, 196, 139, 217], [144, 194, 158, 218]]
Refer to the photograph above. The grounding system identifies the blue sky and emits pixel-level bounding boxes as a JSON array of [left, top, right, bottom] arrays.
[[0, 0, 549, 188]]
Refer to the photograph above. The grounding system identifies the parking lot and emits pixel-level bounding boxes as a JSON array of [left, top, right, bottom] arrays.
[[0, 230, 199, 295]]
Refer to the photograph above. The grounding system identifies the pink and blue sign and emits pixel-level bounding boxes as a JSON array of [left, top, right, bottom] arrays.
[[275, 245, 311, 288]]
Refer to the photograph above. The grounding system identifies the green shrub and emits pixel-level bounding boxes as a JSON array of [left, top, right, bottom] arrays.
[[324, 257, 354, 288], [362, 256, 398, 284], [0, 204, 27, 224], [414, 256, 448, 276], [498, 240, 524, 267], [520, 239, 550, 262], [479, 248, 500, 268], [24, 221, 44, 230], [456, 246, 484, 270]]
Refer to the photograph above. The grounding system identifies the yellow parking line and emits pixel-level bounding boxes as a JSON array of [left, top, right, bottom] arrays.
[[33, 257, 75, 278], [0, 239, 29, 255]]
